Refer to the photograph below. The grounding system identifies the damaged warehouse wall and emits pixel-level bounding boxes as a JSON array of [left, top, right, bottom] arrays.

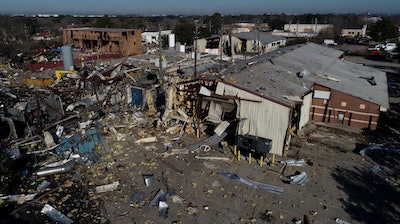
[[0, 29, 396, 223], [215, 81, 291, 156], [63, 28, 142, 57]]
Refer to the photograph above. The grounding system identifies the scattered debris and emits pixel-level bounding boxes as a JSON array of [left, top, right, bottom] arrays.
[[335, 218, 350, 224], [0, 29, 397, 224], [158, 201, 169, 218], [171, 195, 185, 204], [194, 155, 230, 161], [94, 181, 120, 193], [289, 172, 308, 185], [281, 159, 306, 166], [185, 203, 199, 215], [130, 192, 145, 208], [370, 165, 382, 174], [41, 204, 73, 224], [35, 160, 75, 176], [160, 158, 184, 174], [148, 189, 166, 208], [143, 174, 155, 187], [214, 121, 230, 136], [220, 170, 284, 194], [359, 143, 400, 156], [135, 136, 158, 144]]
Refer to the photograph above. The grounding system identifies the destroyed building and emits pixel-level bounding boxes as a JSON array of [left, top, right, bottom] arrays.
[[0, 30, 393, 223], [195, 32, 286, 58], [231, 31, 287, 55], [63, 27, 142, 57], [213, 43, 389, 156]]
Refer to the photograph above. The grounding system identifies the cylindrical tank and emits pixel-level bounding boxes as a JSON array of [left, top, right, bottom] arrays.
[[168, 33, 175, 48], [61, 46, 74, 70], [179, 44, 185, 53]]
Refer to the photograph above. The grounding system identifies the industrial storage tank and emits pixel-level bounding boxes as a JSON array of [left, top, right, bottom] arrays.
[[61, 45, 74, 70], [168, 33, 175, 48], [179, 44, 185, 53]]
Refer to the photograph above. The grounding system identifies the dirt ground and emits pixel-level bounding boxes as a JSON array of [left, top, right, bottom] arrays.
[[83, 55, 400, 224], [74, 119, 398, 224], [2, 54, 400, 224]]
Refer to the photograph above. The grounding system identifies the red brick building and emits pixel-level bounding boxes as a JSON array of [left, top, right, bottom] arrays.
[[272, 43, 389, 131], [63, 27, 142, 57], [311, 84, 382, 130]]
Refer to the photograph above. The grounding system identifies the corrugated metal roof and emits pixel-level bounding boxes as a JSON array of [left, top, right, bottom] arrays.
[[222, 43, 389, 108], [223, 47, 313, 107], [273, 43, 389, 108], [232, 32, 286, 44]]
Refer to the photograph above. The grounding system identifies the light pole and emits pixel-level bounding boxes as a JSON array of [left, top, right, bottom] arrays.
[[194, 19, 199, 77]]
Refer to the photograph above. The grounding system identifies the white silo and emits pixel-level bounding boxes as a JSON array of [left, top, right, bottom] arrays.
[[168, 33, 175, 48], [61, 45, 74, 70], [179, 44, 185, 53]]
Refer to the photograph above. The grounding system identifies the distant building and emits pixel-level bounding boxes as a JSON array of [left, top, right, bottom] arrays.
[[362, 16, 381, 23], [272, 23, 333, 37], [36, 14, 59, 18], [225, 22, 269, 34], [341, 25, 368, 38], [142, 30, 172, 45], [32, 32, 55, 41], [195, 32, 285, 57], [63, 27, 142, 57], [284, 24, 332, 33], [232, 32, 286, 54]]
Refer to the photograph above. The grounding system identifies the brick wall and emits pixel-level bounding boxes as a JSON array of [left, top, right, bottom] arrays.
[[310, 84, 380, 130], [63, 29, 142, 57]]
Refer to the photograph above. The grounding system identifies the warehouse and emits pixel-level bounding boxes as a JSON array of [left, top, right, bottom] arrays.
[[216, 43, 389, 156]]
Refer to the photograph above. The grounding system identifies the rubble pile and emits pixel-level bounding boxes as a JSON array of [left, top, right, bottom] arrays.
[[2, 46, 398, 223], [0, 52, 227, 223]]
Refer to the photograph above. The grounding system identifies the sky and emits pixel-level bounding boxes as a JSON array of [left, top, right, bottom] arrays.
[[0, 0, 398, 15]]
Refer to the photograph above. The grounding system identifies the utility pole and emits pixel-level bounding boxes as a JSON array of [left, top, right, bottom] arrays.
[[158, 24, 163, 73], [194, 19, 199, 77], [257, 21, 260, 55], [158, 24, 166, 88], [219, 22, 223, 72]]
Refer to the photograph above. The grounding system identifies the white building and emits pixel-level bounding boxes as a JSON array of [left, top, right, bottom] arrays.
[[142, 30, 173, 45], [341, 25, 368, 38], [284, 24, 333, 33]]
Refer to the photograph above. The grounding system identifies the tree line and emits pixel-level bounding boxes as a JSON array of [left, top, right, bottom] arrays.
[[0, 13, 399, 61]]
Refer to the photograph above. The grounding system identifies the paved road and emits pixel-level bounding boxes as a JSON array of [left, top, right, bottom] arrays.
[[344, 55, 400, 74]]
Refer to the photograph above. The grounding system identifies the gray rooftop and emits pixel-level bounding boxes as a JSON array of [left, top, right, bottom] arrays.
[[232, 32, 286, 44], [222, 43, 389, 108], [273, 43, 389, 108]]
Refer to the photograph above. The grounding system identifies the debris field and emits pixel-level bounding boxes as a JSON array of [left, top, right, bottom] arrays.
[[0, 52, 399, 224]]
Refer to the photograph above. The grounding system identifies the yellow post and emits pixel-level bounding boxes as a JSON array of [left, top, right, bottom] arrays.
[[248, 153, 252, 164], [272, 154, 275, 165], [260, 156, 263, 167], [233, 145, 237, 156], [238, 150, 241, 161]]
